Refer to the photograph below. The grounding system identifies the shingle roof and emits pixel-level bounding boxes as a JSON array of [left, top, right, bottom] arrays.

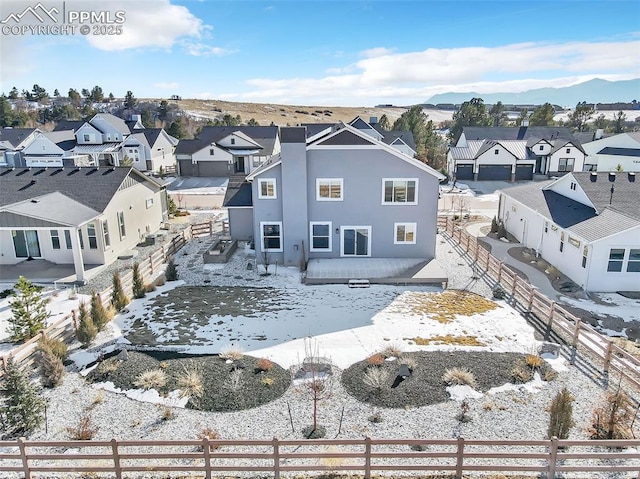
[[569, 208, 640, 242], [380, 130, 416, 151], [0, 128, 36, 148], [223, 180, 253, 207], [0, 166, 135, 212], [176, 126, 279, 155], [2, 191, 100, 226], [92, 113, 130, 135], [597, 147, 640, 157], [463, 126, 576, 142], [572, 171, 640, 220], [53, 120, 85, 132]]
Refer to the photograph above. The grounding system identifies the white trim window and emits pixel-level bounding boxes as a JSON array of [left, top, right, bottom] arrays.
[[258, 178, 277, 199], [382, 178, 418, 205], [260, 222, 283, 252], [316, 178, 343, 201], [117, 211, 126, 239], [340, 226, 371, 257], [628, 249, 640, 272], [558, 158, 574, 172], [50, 230, 61, 250], [309, 222, 332, 252], [87, 223, 98, 249], [394, 223, 417, 244], [102, 220, 111, 249]]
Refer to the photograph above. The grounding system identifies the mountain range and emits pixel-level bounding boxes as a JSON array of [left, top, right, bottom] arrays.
[[425, 78, 640, 106]]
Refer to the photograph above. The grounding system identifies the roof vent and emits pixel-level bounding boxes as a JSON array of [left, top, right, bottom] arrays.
[[608, 172, 616, 182], [629, 172, 636, 183], [590, 172, 597, 182]]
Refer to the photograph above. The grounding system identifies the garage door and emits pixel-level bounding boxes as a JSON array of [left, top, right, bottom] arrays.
[[478, 165, 511, 180], [455, 164, 474, 180], [515, 165, 533, 181]]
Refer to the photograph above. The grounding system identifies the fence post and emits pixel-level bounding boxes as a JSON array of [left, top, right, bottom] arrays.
[[548, 436, 559, 479], [111, 438, 122, 479], [603, 340, 613, 376], [149, 254, 154, 275], [455, 436, 465, 479], [545, 302, 556, 341], [202, 438, 211, 479], [364, 437, 372, 479], [209, 221, 213, 237], [570, 318, 581, 365], [497, 262, 504, 283], [526, 287, 535, 313], [272, 437, 280, 479], [18, 437, 31, 479]]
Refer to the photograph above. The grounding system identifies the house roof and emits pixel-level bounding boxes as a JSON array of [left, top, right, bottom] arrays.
[[223, 180, 253, 207], [379, 130, 417, 151], [0, 166, 141, 213], [53, 120, 85, 132], [0, 128, 37, 148], [549, 139, 585, 155], [301, 123, 336, 139], [463, 126, 576, 142], [571, 171, 640, 220], [1, 191, 100, 227], [176, 126, 279, 155], [597, 147, 640, 157], [450, 139, 532, 160], [91, 113, 131, 135]]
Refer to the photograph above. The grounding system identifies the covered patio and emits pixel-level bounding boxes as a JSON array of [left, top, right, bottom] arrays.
[[0, 259, 103, 285], [304, 257, 448, 286]]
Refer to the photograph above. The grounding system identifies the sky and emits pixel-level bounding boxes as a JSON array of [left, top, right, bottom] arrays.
[[0, 0, 638, 106]]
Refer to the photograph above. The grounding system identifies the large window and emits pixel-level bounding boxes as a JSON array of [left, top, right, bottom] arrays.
[[87, 223, 98, 249], [64, 230, 72, 249], [582, 246, 588, 268], [558, 158, 574, 172], [607, 249, 625, 272], [627, 249, 640, 272], [382, 179, 418, 204], [394, 223, 417, 244], [258, 179, 277, 199], [310, 222, 332, 252], [316, 178, 343, 201], [261, 222, 282, 252], [117, 211, 126, 239], [559, 232, 565, 252], [50, 230, 60, 250], [103, 220, 111, 249]]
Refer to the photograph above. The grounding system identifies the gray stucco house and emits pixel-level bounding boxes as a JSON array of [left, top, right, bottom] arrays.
[[223, 123, 444, 268]]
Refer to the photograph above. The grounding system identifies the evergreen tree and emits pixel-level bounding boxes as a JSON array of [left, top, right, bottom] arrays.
[[0, 95, 15, 128], [548, 387, 575, 439], [111, 271, 129, 311], [37, 339, 65, 388], [167, 118, 187, 139], [68, 88, 82, 107], [568, 101, 595, 132], [8, 87, 19, 100], [132, 262, 146, 299], [448, 97, 491, 143], [0, 357, 45, 437], [247, 118, 259, 126], [124, 90, 137, 110], [90, 292, 110, 331], [140, 108, 155, 128], [489, 101, 507, 126], [89, 85, 104, 103], [108, 92, 115, 102], [8, 276, 48, 342], [76, 301, 97, 347], [377, 114, 391, 130], [157, 100, 169, 123], [53, 89, 60, 97], [613, 111, 627, 133], [528, 103, 555, 126], [165, 257, 179, 281]]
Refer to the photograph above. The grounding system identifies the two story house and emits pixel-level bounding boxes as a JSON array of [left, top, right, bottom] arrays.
[[348, 116, 418, 158], [0, 166, 168, 283], [498, 171, 640, 292], [448, 126, 586, 181], [581, 131, 640, 172], [223, 124, 444, 272], [0, 128, 39, 166], [176, 126, 280, 177]]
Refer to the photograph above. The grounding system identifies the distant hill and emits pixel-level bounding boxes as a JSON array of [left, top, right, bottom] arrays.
[[425, 78, 640, 107]]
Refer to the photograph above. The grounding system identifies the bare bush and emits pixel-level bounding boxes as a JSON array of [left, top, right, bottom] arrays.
[[363, 367, 390, 390], [219, 345, 244, 361], [134, 369, 167, 390], [443, 367, 477, 388]]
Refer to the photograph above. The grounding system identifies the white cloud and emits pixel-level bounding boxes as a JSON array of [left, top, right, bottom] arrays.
[[230, 39, 639, 105], [153, 82, 179, 89], [181, 41, 237, 57]]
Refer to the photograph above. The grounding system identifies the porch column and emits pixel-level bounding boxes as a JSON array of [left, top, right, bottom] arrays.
[[69, 228, 86, 284]]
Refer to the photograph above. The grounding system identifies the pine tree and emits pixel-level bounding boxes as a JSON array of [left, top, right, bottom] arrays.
[[547, 387, 575, 439], [0, 357, 45, 437], [8, 276, 49, 342], [111, 271, 129, 311], [76, 302, 97, 348], [90, 292, 110, 331], [165, 258, 178, 281], [490, 216, 499, 234], [132, 262, 145, 299], [37, 339, 65, 388]]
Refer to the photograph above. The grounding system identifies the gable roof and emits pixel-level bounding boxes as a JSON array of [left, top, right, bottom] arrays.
[[379, 130, 417, 151], [53, 120, 85, 132], [0, 166, 154, 213], [450, 139, 531, 160], [0, 128, 37, 149], [175, 126, 278, 155], [312, 129, 377, 146], [463, 126, 576, 142], [90, 113, 130, 135]]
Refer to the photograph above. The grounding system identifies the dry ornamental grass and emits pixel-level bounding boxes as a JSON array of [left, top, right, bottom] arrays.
[[411, 334, 486, 347], [389, 290, 497, 323]]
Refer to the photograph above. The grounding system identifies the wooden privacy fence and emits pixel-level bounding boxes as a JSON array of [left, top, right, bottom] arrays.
[[0, 437, 638, 479], [438, 216, 640, 393]]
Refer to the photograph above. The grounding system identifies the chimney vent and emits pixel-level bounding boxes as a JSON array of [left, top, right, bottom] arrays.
[[521, 120, 529, 127], [629, 172, 636, 182], [608, 172, 616, 182], [590, 172, 597, 182], [369, 116, 378, 125]]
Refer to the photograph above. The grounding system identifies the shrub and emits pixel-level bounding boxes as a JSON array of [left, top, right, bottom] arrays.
[[366, 353, 385, 367], [110, 270, 129, 311], [134, 369, 167, 390], [457, 399, 472, 423], [145, 283, 156, 293], [219, 345, 244, 361], [363, 367, 390, 390], [256, 358, 274, 372], [589, 388, 635, 440], [8, 276, 49, 342], [160, 406, 175, 421], [497, 223, 507, 239], [90, 292, 111, 332], [511, 358, 534, 383], [261, 377, 275, 387], [547, 387, 574, 439], [176, 366, 204, 399], [197, 427, 221, 450], [76, 302, 97, 348], [368, 411, 383, 423], [490, 216, 499, 234], [380, 344, 403, 358], [525, 353, 543, 369], [66, 414, 98, 440], [225, 369, 243, 392], [165, 258, 178, 281], [92, 358, 121, 382], [38, 336, 67, 360], [443, 367, 477, 388], [399, 355, 418, 371], [159, 361, 169, 369], [132, 263, 145, 299], [154, 275, 166, 287], [37, 341, 65, 388], [0, 357, 45, 437], [492, 286, 507, 299]]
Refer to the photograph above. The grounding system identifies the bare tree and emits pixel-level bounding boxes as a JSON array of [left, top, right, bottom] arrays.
[[295, 340, 333, 438]]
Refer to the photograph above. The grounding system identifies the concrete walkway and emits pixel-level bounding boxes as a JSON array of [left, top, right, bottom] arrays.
[[465, 222, 562, 301]]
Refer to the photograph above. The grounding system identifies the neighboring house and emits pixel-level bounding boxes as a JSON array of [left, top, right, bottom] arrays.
[[448, 126, 586, 181], [581, 131, 640, 172], [223, 124, 444, 267], [348, 116, 417, 157], [498, 171, 640, 292], [0, 128, 39, 166], [0, 166, 168, 283], [123, 128, 179, 173], [176, 126, 280, 177]]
